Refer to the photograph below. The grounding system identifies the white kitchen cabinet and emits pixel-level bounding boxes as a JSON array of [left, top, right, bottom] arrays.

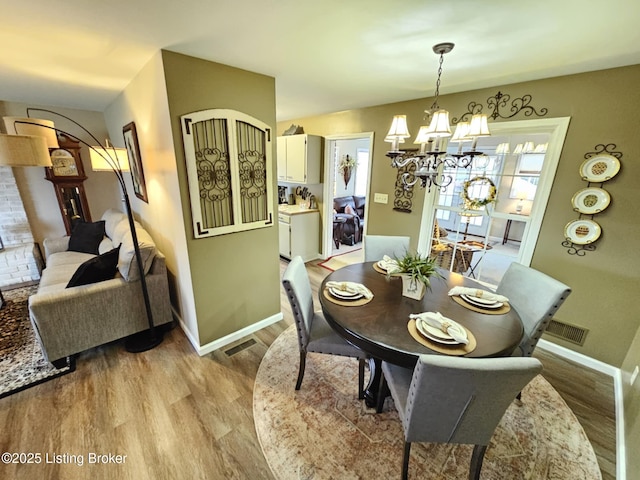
[[278, 209, 320, 262], [276, 134, 322, 184]]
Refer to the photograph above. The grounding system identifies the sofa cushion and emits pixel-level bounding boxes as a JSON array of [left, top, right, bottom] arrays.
[[39, 262, 84, 291], [98, 237, 115, 255], [353, 196, 366, 218], [68, 221, 105, 255], [46, 251, 96, 268], [66, 247, 120, 288], [118, 227, 157, 282], [333, 196, 357, 214], [102, 209, 128, 239]]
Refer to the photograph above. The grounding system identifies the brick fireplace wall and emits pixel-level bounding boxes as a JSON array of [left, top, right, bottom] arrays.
[[0, 166, 41, 288]]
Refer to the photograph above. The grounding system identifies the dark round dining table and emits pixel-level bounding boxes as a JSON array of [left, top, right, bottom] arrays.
[[319, 262, 524, 406]]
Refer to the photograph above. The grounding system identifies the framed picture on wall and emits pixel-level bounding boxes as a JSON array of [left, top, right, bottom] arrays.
[[123, 121, 148, 203]]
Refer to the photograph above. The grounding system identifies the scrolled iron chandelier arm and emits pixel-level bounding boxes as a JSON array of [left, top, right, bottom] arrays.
[[384, 42, 492, 193]]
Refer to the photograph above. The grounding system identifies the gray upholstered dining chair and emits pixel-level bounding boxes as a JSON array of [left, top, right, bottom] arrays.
[[282, 256, 366, 398], [363, 235, 410, 262], [497, 262, 572, 358], [378, 355, 543, 480]]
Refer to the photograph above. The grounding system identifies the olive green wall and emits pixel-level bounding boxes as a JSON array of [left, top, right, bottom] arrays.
[[278, 64, 640, 369], [161, 51, 281, 346]]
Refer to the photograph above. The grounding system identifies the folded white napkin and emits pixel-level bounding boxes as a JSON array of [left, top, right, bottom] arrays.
[[448, 286, 508, 303], [378, 255, 400, 273], [326, 281, 373, 299], [409, 311, 468, 345]]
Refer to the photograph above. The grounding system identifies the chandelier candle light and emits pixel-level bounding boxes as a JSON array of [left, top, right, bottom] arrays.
[[385, 43, 491, 191]]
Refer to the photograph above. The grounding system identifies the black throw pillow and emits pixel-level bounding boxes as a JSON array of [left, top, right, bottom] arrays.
[[66, 246, 120, 288], [68, 220, 106, 255]]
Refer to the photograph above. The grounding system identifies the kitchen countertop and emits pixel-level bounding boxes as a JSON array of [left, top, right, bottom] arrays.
[[278, 205, 319, 215]]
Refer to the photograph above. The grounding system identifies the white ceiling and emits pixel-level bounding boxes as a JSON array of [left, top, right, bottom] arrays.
[[1, 0, 639, 121]]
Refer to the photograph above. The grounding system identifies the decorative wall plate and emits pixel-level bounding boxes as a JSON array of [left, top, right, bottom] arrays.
[[571, 187, 611, 214], [579, 154, 620, 182], [564, 219, 602, 245]]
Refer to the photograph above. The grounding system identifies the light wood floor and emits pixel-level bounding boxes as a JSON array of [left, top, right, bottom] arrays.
[[0, 259, 616, 480]]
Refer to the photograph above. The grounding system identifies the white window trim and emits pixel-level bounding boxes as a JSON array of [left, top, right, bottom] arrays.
[[418, 117, 571, 269]]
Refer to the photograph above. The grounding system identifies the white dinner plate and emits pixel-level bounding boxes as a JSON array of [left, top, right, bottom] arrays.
[[460, 293, 496, 305], [329, 287, 362, 300], [579, 154, 621, 182], [571, 187, 611, 214], [415, 318, 466, 345], [564, 219, 602, 245], [461, 294, 503, 309], [376, 261, 387, 271]]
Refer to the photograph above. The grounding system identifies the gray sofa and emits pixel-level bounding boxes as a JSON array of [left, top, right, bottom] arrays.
[[29, 209, 173, 365]]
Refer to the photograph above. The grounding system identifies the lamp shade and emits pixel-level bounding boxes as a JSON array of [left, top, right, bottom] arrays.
[[534, 142, 548, 153], [425, 109, 452, 137], [450, 122, 470, 143], [386, 115, 411, 140], [0, 134, 52, 167], [90, 146, 129, 172], [3, 117, 59, 148], [413, 126, 432, 145], [496, 142, 510, 154], [467, 114, 490, 137]]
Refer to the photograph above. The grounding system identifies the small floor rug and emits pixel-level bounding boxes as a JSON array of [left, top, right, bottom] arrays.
[[318, 248, 363, 271], [253, 325, 602, 480], [0, 285, 75, 399]]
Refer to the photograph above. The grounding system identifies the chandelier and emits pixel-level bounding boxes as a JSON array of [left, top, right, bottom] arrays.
[[385, 43, 491, 191]]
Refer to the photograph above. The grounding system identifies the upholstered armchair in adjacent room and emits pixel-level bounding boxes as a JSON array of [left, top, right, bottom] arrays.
[[333, 195, 366, 244]]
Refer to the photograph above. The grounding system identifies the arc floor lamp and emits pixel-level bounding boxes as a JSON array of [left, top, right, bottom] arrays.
[[0, 109, 162, 353]]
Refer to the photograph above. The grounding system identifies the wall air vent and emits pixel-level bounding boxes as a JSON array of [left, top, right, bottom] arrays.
[[545, 319, 588, 346]]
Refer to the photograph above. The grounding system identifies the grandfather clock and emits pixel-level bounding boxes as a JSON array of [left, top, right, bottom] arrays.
[[45, 133, 92, 234]]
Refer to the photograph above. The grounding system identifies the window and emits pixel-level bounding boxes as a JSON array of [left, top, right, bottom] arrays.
[[181, 109, 274, 238]]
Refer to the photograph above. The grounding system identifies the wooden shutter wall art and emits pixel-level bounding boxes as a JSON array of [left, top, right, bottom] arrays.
[[182, 109, 274, 238]]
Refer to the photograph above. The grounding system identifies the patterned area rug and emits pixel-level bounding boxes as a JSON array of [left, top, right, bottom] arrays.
[[253, 325, 602, 480], [0, 285, 75, 399]]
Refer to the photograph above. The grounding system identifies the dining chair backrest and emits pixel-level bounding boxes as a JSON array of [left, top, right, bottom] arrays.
[[402, 355, 542, 446], [364, 235, 410, 262], [496, 262, 571, 357], [282, 256, 314, 350]]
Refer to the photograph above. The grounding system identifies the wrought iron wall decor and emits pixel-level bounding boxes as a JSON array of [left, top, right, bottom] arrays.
[[562, 143, 622, 255], [181, 109, 274, 238], [452, 91, 548, 124], [393, 161, 416, 213]]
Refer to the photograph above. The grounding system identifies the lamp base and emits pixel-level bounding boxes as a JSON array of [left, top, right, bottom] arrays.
[[125, 329, 164, 353]]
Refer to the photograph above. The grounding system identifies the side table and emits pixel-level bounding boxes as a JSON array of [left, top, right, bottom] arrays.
[[333, 216, 347, 248]]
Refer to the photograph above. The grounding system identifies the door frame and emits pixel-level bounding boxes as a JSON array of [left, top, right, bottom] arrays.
[[417, 116, 571, 269], [321, 132, 375, 259]]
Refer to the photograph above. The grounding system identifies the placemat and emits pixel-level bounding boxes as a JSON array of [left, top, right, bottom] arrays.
[[372, 263, 387, 274], [407, 319, 477, 355], [323, 287, 373, 307], [451, 295, 511, 315]]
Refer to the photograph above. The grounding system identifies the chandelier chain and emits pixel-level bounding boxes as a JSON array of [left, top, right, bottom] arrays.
[[431, 52, 445, 111]]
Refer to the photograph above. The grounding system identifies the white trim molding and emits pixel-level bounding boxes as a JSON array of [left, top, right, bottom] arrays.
[[191, 312, 283, 357], [538, 339, 626, 480]]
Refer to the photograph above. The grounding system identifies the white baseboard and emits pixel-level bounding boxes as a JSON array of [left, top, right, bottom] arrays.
[[537, 339, 626, 480], [192, 312, 284, 357], [171, 307, 284, 357]]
